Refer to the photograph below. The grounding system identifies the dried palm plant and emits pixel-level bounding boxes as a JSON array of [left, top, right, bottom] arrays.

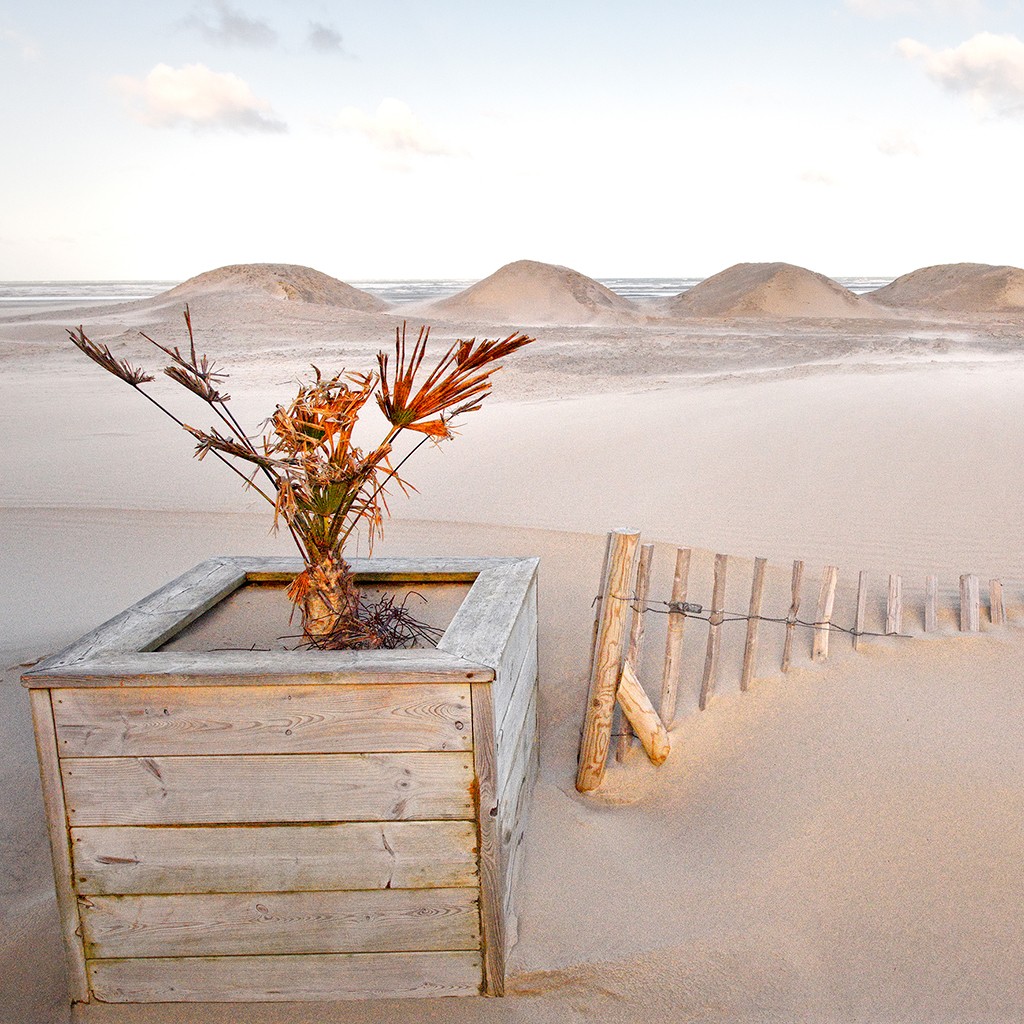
[[68, 310, 533, 648]]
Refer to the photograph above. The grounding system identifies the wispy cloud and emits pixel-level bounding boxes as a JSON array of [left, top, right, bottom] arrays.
[[112, 63, 286, 132], [308, 21, 346, 54], [1, 26, 39, 60], [184, 1, 277, 47], [846, 0, 983, 16], [329, 99, 458, 156], [899, 32, 1024, 116]]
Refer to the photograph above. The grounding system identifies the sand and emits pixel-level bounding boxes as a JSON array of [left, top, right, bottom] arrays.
[[4, 261, 1024, 1023], [869, 262, 1024, 314]]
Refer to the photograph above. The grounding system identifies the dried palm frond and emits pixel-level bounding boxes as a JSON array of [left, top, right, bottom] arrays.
[[67, 327, 154, 387]]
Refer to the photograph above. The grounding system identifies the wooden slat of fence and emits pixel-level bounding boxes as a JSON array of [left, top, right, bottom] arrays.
[[781, 559, 804, 673], [699, 554, 728, 711], [886, 574, 903, 636], [812, 566, 839, 662], [617, 664, 670, 766], [853, 571, 867, 651], [659, 548, 690, 726], [740, 557, 768, 693], [925, 575, 938, 633], [960, 574, 980, 633], [990, 579, 1005, 626], [616, 544, 654, 762]]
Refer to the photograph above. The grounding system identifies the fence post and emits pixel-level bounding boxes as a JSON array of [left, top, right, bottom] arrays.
[[781, 559, 804, 672], [617, 543, 654, 762], [853, 571, 867, 651], [990, 579, 1005, 626], [699, 554, 728, 710], [577, 529, 639, 792], [886, 574, 903, 635], [659, 548, 691, 726], [925, 575, 938, 633], [960, 574, 980, 633], [740, 557, 768, 692], [812, 566, 839, 662]]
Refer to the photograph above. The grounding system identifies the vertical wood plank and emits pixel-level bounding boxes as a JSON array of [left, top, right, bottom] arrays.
[[577, 529, 639, 792], [616, 543, 654, 762], [781, 559, 804, 672], [960, 574, 980, 632], [925, 575, 938, 633], [853, 571, 868, 651], [586, 533, 614, 681], [30, 689, 89, 1003], [812, 566, 839, 662], [740, 557, 768, 693], [886, 574, 903, 635], [659, 548, 691, 725], [990, 579, 1005, 625], [699, 554, 729, 711], [470, 683, 503, 996]]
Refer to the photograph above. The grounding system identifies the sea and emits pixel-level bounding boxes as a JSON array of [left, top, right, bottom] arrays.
[[0, 276, 896, 307]]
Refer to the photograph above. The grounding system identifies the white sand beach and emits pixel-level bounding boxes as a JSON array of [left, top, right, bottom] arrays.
[[4, 260, 1024, 1022]]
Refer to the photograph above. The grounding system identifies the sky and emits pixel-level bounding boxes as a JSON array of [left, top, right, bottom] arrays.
[[2, 0, 1024, 281]]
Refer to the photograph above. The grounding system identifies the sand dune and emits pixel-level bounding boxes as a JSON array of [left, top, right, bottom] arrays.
[[870, 262, 1024, 313], [162, 263, 387, 313], [665, 262, 879, 318], [426, 259, 640, 325]]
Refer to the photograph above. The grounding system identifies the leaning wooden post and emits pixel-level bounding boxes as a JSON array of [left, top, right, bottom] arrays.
[[659, 547, 691, 726], [925, 574, 938, 633], [960, 574, 980, 633], [812, 566, 839, 662], [617, 663, 671, 766], [586, 532, 614, 680], [740, 557, 768, 692], [781, 559, 804, 672], [990, 579, 1005, 626], [577, 529, 640, 792], [886, 574, 903, 635], [853, 570, 867, 651], [699, 554, 728, 710], [616, 543, 654, 762]]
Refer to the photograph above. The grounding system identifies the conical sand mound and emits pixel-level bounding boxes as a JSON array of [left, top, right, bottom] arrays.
[[162, 264, 386, 312], [869, 263, 1024, 313], [427, 260, 639, 325], [665, 262, 877, 318]]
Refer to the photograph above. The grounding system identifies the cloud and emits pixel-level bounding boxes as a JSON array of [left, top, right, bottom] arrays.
[[846, 0, 983, 15], [330, 99, 458, 156], [308, 21, 346, 53], [184, 1, 277, 47], [899, 32, 1024, 116], [1, 26, 39, 59], [112, 63, 286, 132]]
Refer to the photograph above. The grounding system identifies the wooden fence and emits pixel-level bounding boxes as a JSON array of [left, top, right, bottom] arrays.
[[576, 529, 1014, 793]]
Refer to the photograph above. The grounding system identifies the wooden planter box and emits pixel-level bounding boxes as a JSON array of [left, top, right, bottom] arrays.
[[23, 555, 539, 1006]]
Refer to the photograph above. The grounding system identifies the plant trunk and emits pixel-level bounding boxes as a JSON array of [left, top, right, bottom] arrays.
[[299, 557, 381, 649]]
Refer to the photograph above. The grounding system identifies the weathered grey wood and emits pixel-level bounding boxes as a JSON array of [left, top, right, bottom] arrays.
[[853, 570, 868, 651], [499, 733, 539, 938], [587, 533, 614, 681], [781, 559, 804, 672], [72, 821, 479, 894], [470, 682, 504, 996], [699, 554, 728, 711], [990, 579, 1005, 625], [62, 752, 475, 826], [492, 578, 538, 725], [659, 547, 691, 725], [30, 559, 247, 675], [25, 649, 493, 688], [576, 529, 639, 791], [617, 543, 653, 761], [886, 574, 903, 635], [235, 554, 517, 583], [87, 951, 483, 1002], [53, 683, 473, 756], [925, 574, 938, 632], [81, 888, 481, 959], [812, 566, 839, 662], [497, 666, 538, 804], [438, 560, 539, 671], [740, 557, 768, 693], [616, 663, 670, 766], [960, 574, 981, 632], [30, 689, 89, 1003]]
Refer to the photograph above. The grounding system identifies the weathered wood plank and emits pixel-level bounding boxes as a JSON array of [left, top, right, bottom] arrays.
[[886, 574, 903, 636], [234, 554, 517, 584], [853, 570, 868, 651], [493, 578, 538, 725], [81, 888, 481, 959], [497, 661, 538, 805], [72, 821, 479, 894], [990, 579, 1005, 625], [498, 691, 537, 808], [616, 543, 653, 761], [30, 689, 89, 1003], [616, 663, 670, 766], [960, 574, 980, 632], [438, 560, 539, 671], [740, 557, 768, 693], [812, 566, 839, 662], [659, 547, 691, 725], [62, 752, 475, 825], [87, 950, 483, 1002], [25, 649, 493, 688], [53, 683, 473, 757], [500, 734, 539, 935], [27, 559, 247, 676], [781, 559, 804, 672], [699, 554, 728, 711], [925, 574, 938, 633], [577, 529, 639, 791], [470, 682, 505, 996], [587, 533, 614, 681]]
